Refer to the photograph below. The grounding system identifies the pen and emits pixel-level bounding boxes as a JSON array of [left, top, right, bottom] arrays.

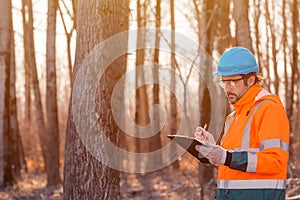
[[203, 123, 207, 131]]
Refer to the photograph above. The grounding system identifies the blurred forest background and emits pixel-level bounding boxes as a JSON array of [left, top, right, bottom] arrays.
[[0, 0, 300, 199]]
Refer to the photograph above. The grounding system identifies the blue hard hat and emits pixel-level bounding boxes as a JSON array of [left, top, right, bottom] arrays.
[[214, 46, 258, 76]]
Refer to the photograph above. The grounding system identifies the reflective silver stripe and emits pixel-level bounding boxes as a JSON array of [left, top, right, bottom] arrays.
[[246, 152, 257, 172], [224, 112, 235, 137], [217, 179, 286, 189], [231, 147, 260, 152], [241, 100, 270, 148], [260, 138, 289, 152]]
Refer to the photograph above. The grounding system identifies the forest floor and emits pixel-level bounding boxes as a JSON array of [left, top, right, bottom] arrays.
[[0, 154, 300, 200]]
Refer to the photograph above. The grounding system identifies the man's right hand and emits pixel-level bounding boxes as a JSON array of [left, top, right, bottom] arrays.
[[195, 126, 216, 145]]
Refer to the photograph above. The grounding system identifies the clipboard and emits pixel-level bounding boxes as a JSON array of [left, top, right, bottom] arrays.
[[167, 135, 209, 163]]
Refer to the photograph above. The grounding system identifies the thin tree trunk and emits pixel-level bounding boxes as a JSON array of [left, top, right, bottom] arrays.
[[10, 2, 25, 178], [21, 0, 31, 125], [265, 0, 279, 95], [0, 0, 13, 188], [264, 1, 271, 91], [233, 0, 253, 52], [46, 0, 60, 186], [169, 0, 179, 169], [135, 0, 149, 156], [22, 0, 47, 167], [282, 0, 290, 116], [254, 0, 262, 73], [58, 0, 75, 85], [148, 0, 163, 167], [194, 0, 215, 198], [290, 0, 299, 121], [289, 0, 299, 174], [213, 0, 231, 54]]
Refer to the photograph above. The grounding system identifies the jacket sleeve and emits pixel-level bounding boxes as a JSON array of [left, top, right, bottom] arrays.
[[224, 101, 289, 174]]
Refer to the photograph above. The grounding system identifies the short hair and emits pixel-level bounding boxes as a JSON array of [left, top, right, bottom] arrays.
[[243, 72, 265, 86]]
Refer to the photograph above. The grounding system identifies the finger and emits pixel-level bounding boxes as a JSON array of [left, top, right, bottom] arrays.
[[195, 145, 201, 151], [195, 133, 206, 142], [196, 127, 202, 132]]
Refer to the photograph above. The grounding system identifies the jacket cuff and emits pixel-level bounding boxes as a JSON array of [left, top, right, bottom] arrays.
[[224, 151, 232, 166]]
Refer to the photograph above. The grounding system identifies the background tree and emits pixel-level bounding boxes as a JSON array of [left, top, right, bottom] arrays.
[[196, 0, 216, 198], [58, 0, 76, 84], [22, 0, 47, 167], [135, 0, 149, 156], [46, 0, 60, 186], [150, 0, 163, 167], [233, 0, 253, 51], [10, 0, 25, 179], [169, 0, 180, 169], [0, 0, 13, 187]]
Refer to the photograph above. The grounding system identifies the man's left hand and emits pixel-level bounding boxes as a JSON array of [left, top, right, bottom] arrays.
[[195, 143, 227, 166]]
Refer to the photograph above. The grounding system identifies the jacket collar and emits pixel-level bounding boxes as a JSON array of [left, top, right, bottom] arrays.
[[232, 84, 262, 114]]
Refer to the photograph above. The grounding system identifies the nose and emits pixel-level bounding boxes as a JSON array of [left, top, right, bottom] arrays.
[[223, 84, 232, 92]]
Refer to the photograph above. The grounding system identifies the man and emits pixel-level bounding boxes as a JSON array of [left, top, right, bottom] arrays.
[[195, 46, 290, 199]]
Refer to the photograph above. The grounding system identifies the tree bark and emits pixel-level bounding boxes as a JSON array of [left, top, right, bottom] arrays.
[[58, 0, 75, 85], [10, 1, 25, 178], [63, 0, 129, 199], [22, 0, 47, 166], [149, 0, 163, 167], [0, 0, 13, 188], [254, 0, 262, 73], [21, 0, 31, 125], [213, 0, 231, 54], [194, 0, 215, 198], [233, 0, 253, 52], [169, 0, 179, 169], [135, 0, 149, 155], [46, 0, 60, 186]]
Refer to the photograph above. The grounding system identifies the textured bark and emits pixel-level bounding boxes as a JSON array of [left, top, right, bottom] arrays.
[[233, 0, 253, 52], [46, 0, 60, 186], [0, 0, 13, 188], [212, 0, 231, 54], [63, 0, 129, 199]]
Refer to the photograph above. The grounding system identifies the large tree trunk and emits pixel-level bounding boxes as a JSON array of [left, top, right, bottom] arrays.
[[0, 0, 13, 188], [63, 0, 129, 199], [46, 0, 60, 186]]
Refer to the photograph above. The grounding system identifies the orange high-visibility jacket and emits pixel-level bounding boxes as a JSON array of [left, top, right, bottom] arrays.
[[217, 84, 289, 199]]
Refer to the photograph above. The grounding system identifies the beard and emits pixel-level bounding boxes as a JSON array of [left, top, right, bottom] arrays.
[[226, 92, 240, 104]]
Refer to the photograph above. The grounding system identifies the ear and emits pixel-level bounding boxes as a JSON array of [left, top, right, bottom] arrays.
[[247, 75, 256, 86]]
